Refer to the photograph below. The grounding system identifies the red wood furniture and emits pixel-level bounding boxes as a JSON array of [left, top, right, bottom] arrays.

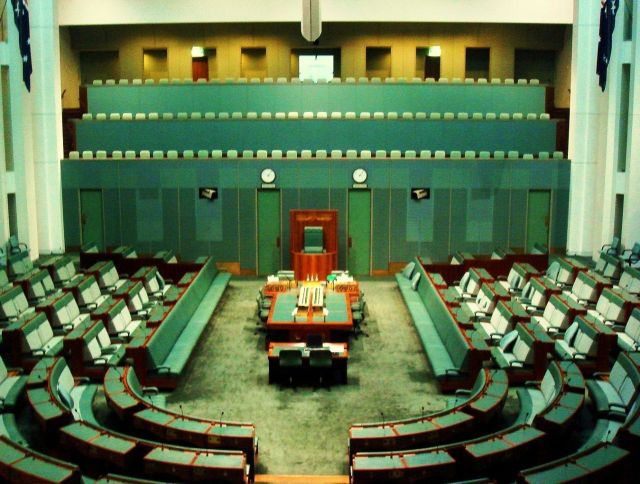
[[289, 209, 338, 280]]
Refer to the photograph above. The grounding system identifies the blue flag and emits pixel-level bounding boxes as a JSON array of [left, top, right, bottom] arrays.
[[596, 0, 619, 91], [11, 0, 32, 91]]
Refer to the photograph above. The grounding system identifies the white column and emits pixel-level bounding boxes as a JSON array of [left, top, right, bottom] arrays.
[[566, 0, 603, 256], [7, 1, 39, 259], [31, 0, 65, 255], [622, 0, 640, 244]]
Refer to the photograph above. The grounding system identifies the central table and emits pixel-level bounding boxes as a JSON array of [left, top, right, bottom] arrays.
[[266, 289, 353, 344], [268, 342, 349, 384]]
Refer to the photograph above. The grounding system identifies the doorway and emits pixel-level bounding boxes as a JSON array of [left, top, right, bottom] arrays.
[[192, 57, 209, 81], [348, 190, 371, 275], [526, 190, 551, 253], [257, 190, 281, 275], [80, 189, 104, 250]]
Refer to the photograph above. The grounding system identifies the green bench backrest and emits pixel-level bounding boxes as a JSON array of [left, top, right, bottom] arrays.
[[146, 257, 218, 368]]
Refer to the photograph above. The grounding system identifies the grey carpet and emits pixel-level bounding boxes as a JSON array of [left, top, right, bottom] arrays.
[[166, 279, 450, 475]]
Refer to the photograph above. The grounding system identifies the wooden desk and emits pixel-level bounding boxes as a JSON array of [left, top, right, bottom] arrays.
[[268, 342, 348, 384], [291, 250, 337, 281], [266, 290, 352, 344]]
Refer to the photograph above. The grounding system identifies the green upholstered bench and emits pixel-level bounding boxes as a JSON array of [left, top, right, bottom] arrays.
[[518, 442, 630, 483], [519, 360, 585, 432], [128, 257, 230, 388], [95, 473, 165, 484], [26, 357, 98, 433], [396, 257, 489, 392], [587, 352, 640, 422], [59, 420, 139, 469], [0, 356, 26, 411], [351, 448, 456, 483], [0, 435, 80, 483], [143, 446, 247, 483]]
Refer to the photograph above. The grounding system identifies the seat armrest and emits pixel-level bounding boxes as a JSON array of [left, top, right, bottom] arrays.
[[32, 349, 45, 356], [74, 376, 91, 384], [142, 386, 159, 395], [509, 360, 525, 367], [573, 352, 589, 359], [490, 333, 504, 341], [154, 366, 171, 374], [592, 372, 608, 378], [524, 380, 540, 388], [445, 368, 462, 376], [94, 357, 107, 365], [63, 323, 73, 331], [609, 402, 627, 411], [455, 389, 471, 396], [474, 311, 488, 321], [117, 331, 130, 338]]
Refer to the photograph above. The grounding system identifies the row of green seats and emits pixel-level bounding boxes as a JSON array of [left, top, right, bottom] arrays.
[[349, 368, 508, 455], [87, 82, 547, 117], [75, 117, 558, 154]]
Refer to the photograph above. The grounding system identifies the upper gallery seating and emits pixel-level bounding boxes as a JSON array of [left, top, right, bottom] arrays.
[[68, 148, 566, 161], [85, 77, 548, 118], [74, 112, 558, 154]]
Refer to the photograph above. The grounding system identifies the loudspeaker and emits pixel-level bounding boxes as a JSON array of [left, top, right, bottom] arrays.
[[411, 188, 431, 200], [301, 0, 322, 42], [199, 187, 218, 201]]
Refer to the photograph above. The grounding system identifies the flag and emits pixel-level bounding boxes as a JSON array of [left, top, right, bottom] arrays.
[[11, 0, 32, 91], [596, 0, 619, 91]]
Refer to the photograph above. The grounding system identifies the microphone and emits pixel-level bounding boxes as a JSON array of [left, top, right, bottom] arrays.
[[179, 404, 184, 420], [220, 410, 225, 426], [421, 406, 425, 420], [605, 429, 612, 446], [380, 411, 385, 428]]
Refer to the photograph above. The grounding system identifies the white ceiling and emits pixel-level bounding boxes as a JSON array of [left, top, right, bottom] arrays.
[[58, 0, 574, 26]]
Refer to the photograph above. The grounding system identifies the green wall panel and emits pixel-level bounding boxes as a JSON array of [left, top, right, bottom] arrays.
[[431, 189, 450, 262], [329, 188, 348, 269], [62, 189, 80, 248], [238, 188, 256, 271], [61, 159, 570, 269], [162, 188, 180, 254], [103, 189, 122, 248], [136, 188, 163, 243], [509, 189, 528, 249], [281, 188, 299, 269], [372, 189, 390, 271]]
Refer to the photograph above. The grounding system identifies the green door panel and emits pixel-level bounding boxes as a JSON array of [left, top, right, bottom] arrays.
[[257, 190, 281, 275], [80, 189, 104, 250], [348, 190, 371, 275], [527, 190, 550, 253]]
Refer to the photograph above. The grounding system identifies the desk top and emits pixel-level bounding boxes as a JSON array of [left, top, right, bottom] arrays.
[[269, 292, 350, 324], [268, 342, 348, 358]]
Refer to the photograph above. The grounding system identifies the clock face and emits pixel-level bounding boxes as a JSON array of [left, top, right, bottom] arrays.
[[261, 168, 276, 184], [352, 168, 368, 184]]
